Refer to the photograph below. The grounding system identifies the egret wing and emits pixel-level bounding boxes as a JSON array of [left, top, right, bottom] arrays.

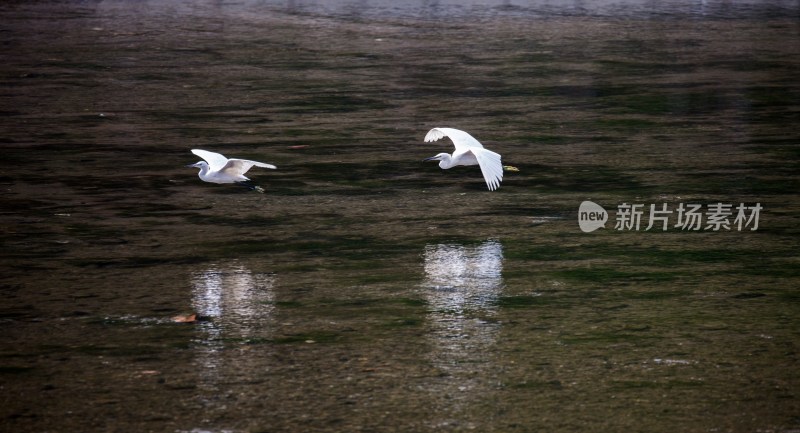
[[425, 127, 484, 151], [249, 160, 277, 169], [222, 158, 277, 176], [471, 147, 503, 191], [424, 128, 447, 143], [191, 149, 229, 172]]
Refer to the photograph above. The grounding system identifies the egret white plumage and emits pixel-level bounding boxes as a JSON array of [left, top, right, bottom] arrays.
[[187, 149, 276, 191], [423, 127, 503, 191]]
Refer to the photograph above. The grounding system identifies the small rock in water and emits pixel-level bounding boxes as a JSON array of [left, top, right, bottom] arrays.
[[172, 314, 197, 323]]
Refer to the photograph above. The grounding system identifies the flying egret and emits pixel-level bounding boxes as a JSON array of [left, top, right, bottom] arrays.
[[187, 149, 276, 192], [423, 127, 503, 191]]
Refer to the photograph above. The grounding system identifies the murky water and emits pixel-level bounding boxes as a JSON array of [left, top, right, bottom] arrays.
[[1, 0, 799, 432]]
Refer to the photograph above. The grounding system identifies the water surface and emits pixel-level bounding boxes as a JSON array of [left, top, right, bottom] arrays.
[[1, 1, 799, 432]]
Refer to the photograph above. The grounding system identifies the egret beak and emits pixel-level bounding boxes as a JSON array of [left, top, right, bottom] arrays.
[[186, 162, 201, 168], [423, 156, 438, 162]]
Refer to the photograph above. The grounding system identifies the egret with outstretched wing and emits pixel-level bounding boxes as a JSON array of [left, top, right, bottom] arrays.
[[423, 127, 503, 191], [187, 149, 276, 191]]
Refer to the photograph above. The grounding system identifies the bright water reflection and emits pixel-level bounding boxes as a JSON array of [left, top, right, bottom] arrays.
[[422, 240, 504, 314], [190, 263, 275, 391], [422, 240, 503, 412]]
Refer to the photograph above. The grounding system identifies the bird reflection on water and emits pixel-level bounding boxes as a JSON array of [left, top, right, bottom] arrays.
[[191, 263, 276, 333], [422, 240, 504, 314], [190, 263, 276, 392], [421, 240, 504, 406]]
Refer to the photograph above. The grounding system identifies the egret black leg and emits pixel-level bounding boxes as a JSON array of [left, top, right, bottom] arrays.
[[234, 182, 265, 193]]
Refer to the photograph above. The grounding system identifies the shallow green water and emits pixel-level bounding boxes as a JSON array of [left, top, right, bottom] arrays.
[[1, 1, 799, 432]]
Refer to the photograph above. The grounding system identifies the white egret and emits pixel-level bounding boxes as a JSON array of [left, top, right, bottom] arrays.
[[423, 127, 503, 191], [187, 149, 276, 192]]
